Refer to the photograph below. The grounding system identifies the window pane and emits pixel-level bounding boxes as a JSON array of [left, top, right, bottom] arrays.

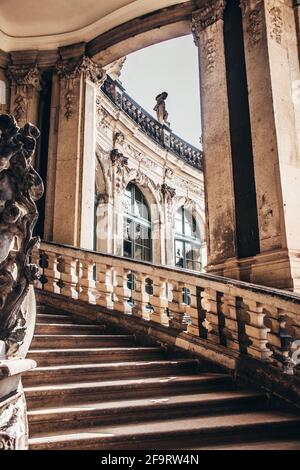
[[175, 240, 184, 268], [175, 209, 183, 234], [184, 211, 193, 237], [134, 244, 142, 260]]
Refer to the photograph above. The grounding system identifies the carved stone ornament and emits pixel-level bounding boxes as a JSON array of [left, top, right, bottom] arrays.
[[0, 394, 27, 450], [192, 0, 226, 41], [6, 65, 41, 122], [240, 0, 264, 47], [204, 36, 217, 73], [110, 149, 128, 169], [161, 183, 176, 203], [56, 56, 105, 120], [269, 5, 283, 45], [0, 114, 43, 357]]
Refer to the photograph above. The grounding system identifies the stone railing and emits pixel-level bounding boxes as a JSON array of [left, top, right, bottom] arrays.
[[101, 76, 203, 170], [32, 241, 300, 378]]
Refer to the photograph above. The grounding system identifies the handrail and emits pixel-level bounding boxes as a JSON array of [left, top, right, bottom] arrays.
[[33, 241, 300, 376]]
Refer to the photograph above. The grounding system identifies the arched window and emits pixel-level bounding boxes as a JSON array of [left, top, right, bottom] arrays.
[[175, 206, 202, 271], [123, 183, 152, 262]]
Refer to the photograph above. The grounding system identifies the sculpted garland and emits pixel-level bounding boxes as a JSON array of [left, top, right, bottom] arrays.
[[0, 114, 43, 357]]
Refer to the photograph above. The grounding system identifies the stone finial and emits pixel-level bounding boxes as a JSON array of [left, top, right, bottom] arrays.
[[192, 0, 226, 41], [154, 92, 170, 127], [104, 57, 127, 81], [0, 114, 43, 357]]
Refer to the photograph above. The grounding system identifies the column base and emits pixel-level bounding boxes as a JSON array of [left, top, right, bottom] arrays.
[[206, 249, 300, 292]]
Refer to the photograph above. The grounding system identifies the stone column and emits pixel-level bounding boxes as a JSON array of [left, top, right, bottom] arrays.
[[192, 1, 239, 278], [51, 45, 105, 249], [240, 0, 300, 290]]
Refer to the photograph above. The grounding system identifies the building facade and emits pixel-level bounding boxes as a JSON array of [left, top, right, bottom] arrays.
[[95, 76, 206, 269]]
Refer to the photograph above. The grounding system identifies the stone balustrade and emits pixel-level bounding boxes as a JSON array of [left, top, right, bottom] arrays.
[[34, 241, 300, 376], [101, 76, 203, 170]]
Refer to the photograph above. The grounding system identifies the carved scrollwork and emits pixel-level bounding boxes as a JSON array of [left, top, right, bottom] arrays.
[[192, 0, 226, 41], [0, 114, 43, 357], [161, 183, 176, 203], [56, 56, 105, 120], [240, 0, 264, 47], [269, 5, 283, 45], [6, 65, 41, 122]]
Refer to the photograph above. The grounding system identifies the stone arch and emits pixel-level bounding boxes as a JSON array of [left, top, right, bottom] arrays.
[[122, 170, 163, 264]]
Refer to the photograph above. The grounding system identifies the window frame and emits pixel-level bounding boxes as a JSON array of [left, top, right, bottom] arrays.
[[123, 183, 152, 262]]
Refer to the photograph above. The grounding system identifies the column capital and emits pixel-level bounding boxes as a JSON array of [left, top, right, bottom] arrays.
[[192, 0, 226, 41], [6, 64, 42, 122], [56, 55, 106, 120], [239, 0, 263, 17], [7, 64, 41, 90], [56, 55, 105, 86]]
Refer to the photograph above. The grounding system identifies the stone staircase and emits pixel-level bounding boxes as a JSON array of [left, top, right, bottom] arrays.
[[24, 307, 300, 450]]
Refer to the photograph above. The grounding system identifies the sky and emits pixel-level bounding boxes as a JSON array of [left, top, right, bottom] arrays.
[[119, 35, 202, 149]]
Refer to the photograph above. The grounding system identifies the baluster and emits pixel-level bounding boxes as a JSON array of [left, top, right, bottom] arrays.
[[59, 255, 79, 299], [243, 299, 272, 361], [201, 288, 221, 344], [114, 268, 133, 314], [186, 285, 201, 336], [221, 293, 240, 351], [95, 262, 114, 309], [168, 282, 188, 331], [43, 251, 61, 294], [78, 259, 96, 304], [150, 277, 169, 326], [264, 307, 294, 373], [132, 274, 153, 320]]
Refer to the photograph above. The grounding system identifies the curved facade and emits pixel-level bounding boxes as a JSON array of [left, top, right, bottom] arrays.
[[95, 76, 206, 269]]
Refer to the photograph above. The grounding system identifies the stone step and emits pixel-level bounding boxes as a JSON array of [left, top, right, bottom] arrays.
[[30, 334, 136, 349], [34, 323, 107, 335], [27, 346, 165, 367], [36, 314, 73, 324], [187, 439, 300, 450], [29, 411, 300, 450], [28, 390, 266, 435], [25, 373, 233, 409], [23, 359, 199, 386]]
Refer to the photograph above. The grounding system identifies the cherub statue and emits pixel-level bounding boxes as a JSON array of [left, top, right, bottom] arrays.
[[154, 92, 170, 127]]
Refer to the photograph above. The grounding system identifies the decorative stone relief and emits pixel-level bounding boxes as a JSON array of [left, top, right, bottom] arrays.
[[192, 1, 225, 75], [240, 0, 264, 47], [259, 193, 278, 237], [0, 394, 27, 450], [204, 36, 217, 73], [164, 167, 174, 179], [110, 149, 130, 192], [56, 56, 105, 120], [161, 184, 176, 203], [7, 65, 41, 122], [191, 0, 226, 42], [269, 5, 283, 45], [0, 114, 43, 356]]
